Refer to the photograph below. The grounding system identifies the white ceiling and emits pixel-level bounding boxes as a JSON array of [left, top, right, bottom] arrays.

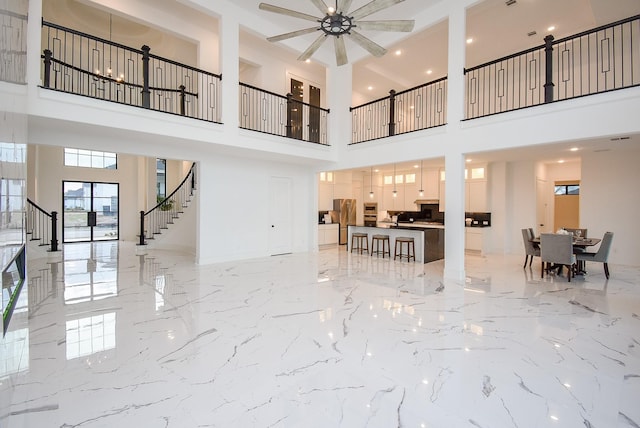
[[235, 0, 640, 101]]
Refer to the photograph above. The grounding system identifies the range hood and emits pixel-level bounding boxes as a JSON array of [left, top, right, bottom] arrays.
[[414, 199, 440, 205]]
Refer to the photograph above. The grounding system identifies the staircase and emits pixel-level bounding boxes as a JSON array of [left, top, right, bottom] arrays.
[[139, 162, 197, 245]]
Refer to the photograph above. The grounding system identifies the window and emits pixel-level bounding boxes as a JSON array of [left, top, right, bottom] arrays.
[[156, 159, 166, 199], [384, 175, 393, 185], [555, 184, 580, 195], [471, 167, 485, 179], [64, 148, 117, 169], [405, 173, 416, 183], [395, 174, 404, 184], [319, 172, 333, 182]]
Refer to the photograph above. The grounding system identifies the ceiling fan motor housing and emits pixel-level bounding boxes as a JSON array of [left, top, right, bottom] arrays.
[[321, 13, 353, 35]]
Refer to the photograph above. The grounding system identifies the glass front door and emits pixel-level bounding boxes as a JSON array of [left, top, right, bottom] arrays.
[[63, 181, 118, 243]]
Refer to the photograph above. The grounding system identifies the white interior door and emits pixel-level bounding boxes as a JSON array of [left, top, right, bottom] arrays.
[[269, 176, 293, 255]]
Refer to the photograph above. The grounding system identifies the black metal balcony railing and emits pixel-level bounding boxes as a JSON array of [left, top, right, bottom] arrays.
[[0, 8, 28, 84], [239, 83, 330, 145], [465, 15, 640, 120], [350, 77, 448, 145], [41, 21, 222, 123]]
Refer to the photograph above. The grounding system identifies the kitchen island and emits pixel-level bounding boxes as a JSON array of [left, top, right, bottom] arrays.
[[394, 222, 445, 263], [347, 224, 445, 263]]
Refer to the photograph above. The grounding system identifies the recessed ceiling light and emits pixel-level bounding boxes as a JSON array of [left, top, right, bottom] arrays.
[[367, 86, 373, 91], [395, 49, 402, 56], [426, 69, 433, 75], [570, 147, 579, 152], [305, 59, 311, 63], [558, 160, 565, 163], [466, 38, 474, 44], [466, 159, 472, 163], [413, 164, 419, 168], [548, 25, 556, 32]]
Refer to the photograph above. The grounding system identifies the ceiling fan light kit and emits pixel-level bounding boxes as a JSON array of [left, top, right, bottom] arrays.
[[258, 0, 415, 66]]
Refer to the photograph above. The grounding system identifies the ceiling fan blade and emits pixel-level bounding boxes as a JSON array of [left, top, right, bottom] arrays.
[[298, 33, 328, 61], [334, 36, 348, 66], [267, 27, 319, 42], [259, 3, 321, 22], [356, 20, 414, 32], [338, 0, 354, 14], [348, 30, 387, 57], [350, 0, 404, 20], [309, 0, 329, 14]]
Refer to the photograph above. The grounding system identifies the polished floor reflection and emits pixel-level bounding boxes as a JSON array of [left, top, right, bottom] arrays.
[[1, 242, 639, 427]]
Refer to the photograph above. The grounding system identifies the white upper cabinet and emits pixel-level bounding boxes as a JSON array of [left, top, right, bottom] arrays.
[[439, 164, 488, 212]]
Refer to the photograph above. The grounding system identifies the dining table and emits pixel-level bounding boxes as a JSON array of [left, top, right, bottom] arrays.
[[531, 235, 601, 275]]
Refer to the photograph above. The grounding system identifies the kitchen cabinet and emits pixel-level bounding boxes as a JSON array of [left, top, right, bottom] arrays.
[[421, 169, 440, 200], [467, 180, 487, 212], [318, 223, 338, 246], [332, 171, 353, 200], [382, 183, 404, 211], [318, 180, 333, 211], [465, 227, 487, 253], [438, 166, 488, 213], [403, 182, 418, 210]]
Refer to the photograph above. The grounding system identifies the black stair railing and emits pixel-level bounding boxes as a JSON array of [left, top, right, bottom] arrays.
[[26, 198, 59, 251], [139, 163, 197, 245]]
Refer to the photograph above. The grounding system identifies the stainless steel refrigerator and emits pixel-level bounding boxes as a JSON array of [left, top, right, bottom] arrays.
[[331, 199, 356, 245]]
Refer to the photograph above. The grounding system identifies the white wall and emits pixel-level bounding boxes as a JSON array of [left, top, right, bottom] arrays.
[[239, 30, 327, 107], [545, 160, 581, 230], [488, 161, 507, 253], [580, 148, 640, 267], [196, 151, 316, 264], [505, 160, 537, 255]]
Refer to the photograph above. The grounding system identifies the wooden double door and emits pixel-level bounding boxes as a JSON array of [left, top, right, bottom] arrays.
[[287, 78, 321, 143]]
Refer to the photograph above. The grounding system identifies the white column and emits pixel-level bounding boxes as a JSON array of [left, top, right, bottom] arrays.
[[446, 1, 467, 126], [26, 0, 43, 89], [444, 151, 466, 280], [443, 2, 468, 281], [326, 63, 352, 154], [220, 13, 239, 132]]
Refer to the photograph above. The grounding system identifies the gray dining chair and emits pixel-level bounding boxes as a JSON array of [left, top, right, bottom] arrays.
[[521, 228, 540, 268], [576, 232, 614, 278], [540, 233, 576, 282]]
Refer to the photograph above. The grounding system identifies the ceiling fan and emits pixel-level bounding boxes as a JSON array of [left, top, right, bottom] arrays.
[[258, 0, 415, 66]]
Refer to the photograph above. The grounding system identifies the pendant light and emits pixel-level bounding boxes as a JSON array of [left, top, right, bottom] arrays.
[[106, 14, 124, 83], [419, 160, 424, 197], [369, 167, 374, 198], [392, 164, 397, 198], [106, 14, 113, 77]]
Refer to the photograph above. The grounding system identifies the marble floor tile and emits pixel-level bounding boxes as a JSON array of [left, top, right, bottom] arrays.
[[1, 242, 639, 427]]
